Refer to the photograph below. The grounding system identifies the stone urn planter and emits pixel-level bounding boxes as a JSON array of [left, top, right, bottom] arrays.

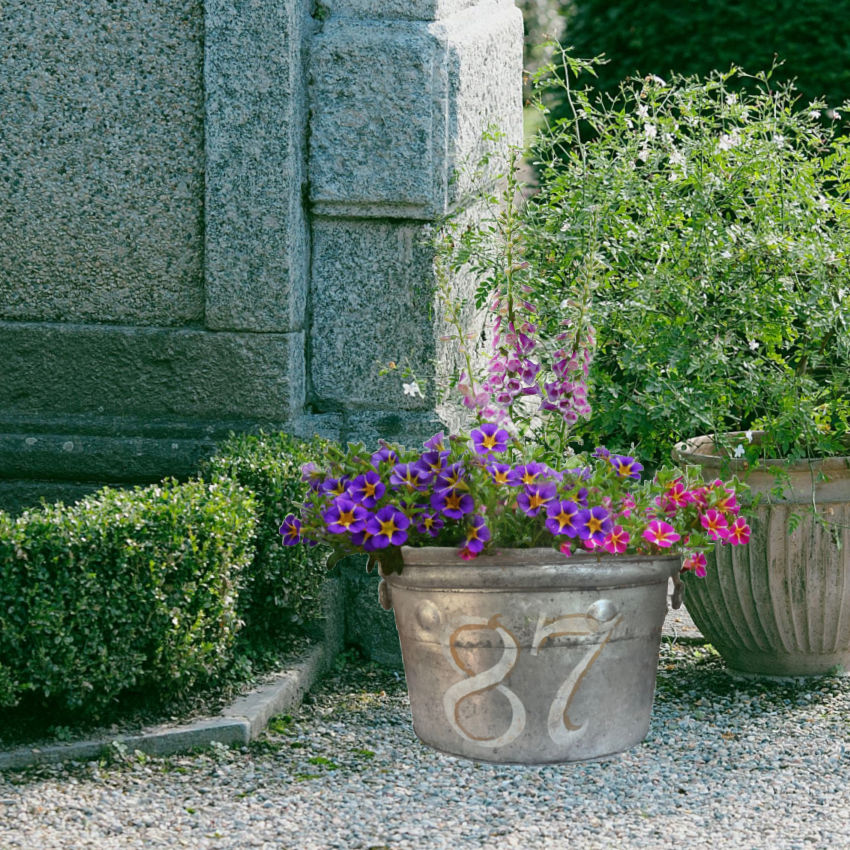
[[378, 546, 679, 764], [673, 435, 850, 677]]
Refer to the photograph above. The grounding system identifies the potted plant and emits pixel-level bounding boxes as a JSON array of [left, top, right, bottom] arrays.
[[280, 119, 749, 761], [517, 53, 850, 676]]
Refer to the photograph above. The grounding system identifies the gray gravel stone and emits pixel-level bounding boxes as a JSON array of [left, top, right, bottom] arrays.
[[2, 644, 849, 849]]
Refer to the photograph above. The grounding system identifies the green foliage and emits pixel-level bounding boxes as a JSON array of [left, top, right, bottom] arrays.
[[523, 56, 850, 464], [0, 478, 256, 717], [201, 431, 332, 647], [557, 0, 850, 117]]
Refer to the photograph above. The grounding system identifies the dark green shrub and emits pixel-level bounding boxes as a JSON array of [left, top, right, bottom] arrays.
[[0, 478, 256, 717], [556, 0, 850, 115], [201, 431, 332, 646]]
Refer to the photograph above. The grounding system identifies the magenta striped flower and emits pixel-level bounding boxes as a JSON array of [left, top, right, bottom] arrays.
[[642, 519, 681, 548]]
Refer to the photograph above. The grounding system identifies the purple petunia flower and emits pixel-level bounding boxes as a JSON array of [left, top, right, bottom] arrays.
[[279, 514, 303, 545], [470, 422, 510, 456], [415, 511, 445, 537], [365, 505, 410, 549], [507, 462, 547, 488], [434, 462, 466, 493], [576, 506, 614, 544], [414, 450, 449, 480], [430, 489, 474, 520], [322, 497, 369, 535], [464, 515, 492, 554], [423, 431, 447, 451], [517, 482, 557, 517], [609, 455, 644, 481], [347, 470, 385, 508], [370, 445, 399, 467], [389, 462, 430, 491], [321, 477, 350, 497], [486, 462, 513, 486], [545, 500, 582, 537]]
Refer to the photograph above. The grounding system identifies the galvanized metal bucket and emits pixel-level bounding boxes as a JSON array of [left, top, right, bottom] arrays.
[[380, 547, 679, 764]]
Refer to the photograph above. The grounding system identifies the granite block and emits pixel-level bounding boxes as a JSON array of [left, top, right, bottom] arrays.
[[0, 321, 305, 421], [323, 0, 480, 20], [309, 218, 439, 410], [0, 0, 205, 327], [204, 0, 311, 332], [308, 1, 523, 218]]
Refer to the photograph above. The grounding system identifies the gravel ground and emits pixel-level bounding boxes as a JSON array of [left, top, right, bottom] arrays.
[[1, 642, 849, 850]]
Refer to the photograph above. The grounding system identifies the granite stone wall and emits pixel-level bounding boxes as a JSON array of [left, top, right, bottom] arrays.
[[0, 0, 523, 512]]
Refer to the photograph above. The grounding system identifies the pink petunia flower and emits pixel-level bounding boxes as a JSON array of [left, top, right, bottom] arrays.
[[642, 519, 681, 548]]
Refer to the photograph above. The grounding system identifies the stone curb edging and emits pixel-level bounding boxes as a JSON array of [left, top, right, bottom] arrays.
[[0, 578, 345, 773]]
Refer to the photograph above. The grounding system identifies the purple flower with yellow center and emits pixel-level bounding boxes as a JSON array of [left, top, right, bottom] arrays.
[[470, 422, 510, 456], [576, 506, 613, 544], [592, 447, 611, 460], [431, 489, 474, 520], [517, 482, 557, 517], [364, 505, 410, 549], [301, 462, 323, 491], [370, 445, 399, 467], [279, 514, 303, 546], [609, 455, 644, 481], [322, 497, 369, 535], [545, 500, 582, 537], [347, 470, 385, 508], [415, 511, 444, 537], [486, 462, 513, 486], [424, 431, 447, 451], [389, 462, 430, 491], [414, 449, 449, 480], [434, 462, 467, 493], [507, 462, 546, 488], [464, 515, 491, 554], [321, 477, 350, 497]]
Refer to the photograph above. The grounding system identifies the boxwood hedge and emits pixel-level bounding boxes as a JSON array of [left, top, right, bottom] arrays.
[[0, 477, 257, 717]]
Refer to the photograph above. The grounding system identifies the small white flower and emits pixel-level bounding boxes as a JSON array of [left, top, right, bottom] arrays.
[[748, 339, 759, 350], [828, 108, 842, 120], [725, 93, 738, 106], [745, 430, 754, 443], [648, 74, 666, 86], [718, 130, 741, 151], [403, 381, 423, 398], [643, 123, 657, 140], [669, 148, 686, 167], [810, 110, 822, 120], [773, 133, 785, 148], [637, 147, 650, 163], [733, 444, 746, 458], [636, 103, 649, 119], [721, 250, 733, 259]]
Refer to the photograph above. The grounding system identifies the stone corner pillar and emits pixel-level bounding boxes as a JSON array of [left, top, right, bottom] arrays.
[[307, 0, 524, 446]]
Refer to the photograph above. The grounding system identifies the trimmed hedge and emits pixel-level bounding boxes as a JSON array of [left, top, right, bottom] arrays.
[[201, 431, 332, 646], [0, 478, 257, 717], [557, 0, 850, 113]]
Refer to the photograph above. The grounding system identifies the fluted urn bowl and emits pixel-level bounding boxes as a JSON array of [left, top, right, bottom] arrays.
[[674, 434, 850, 677]]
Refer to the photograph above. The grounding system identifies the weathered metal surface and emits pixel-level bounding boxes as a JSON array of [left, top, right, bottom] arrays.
[[382, 547, 679, 764], [675, 436, 850, 677]]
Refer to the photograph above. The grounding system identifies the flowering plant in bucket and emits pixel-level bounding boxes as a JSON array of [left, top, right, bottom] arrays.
[[280, 426, 749, 576]]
